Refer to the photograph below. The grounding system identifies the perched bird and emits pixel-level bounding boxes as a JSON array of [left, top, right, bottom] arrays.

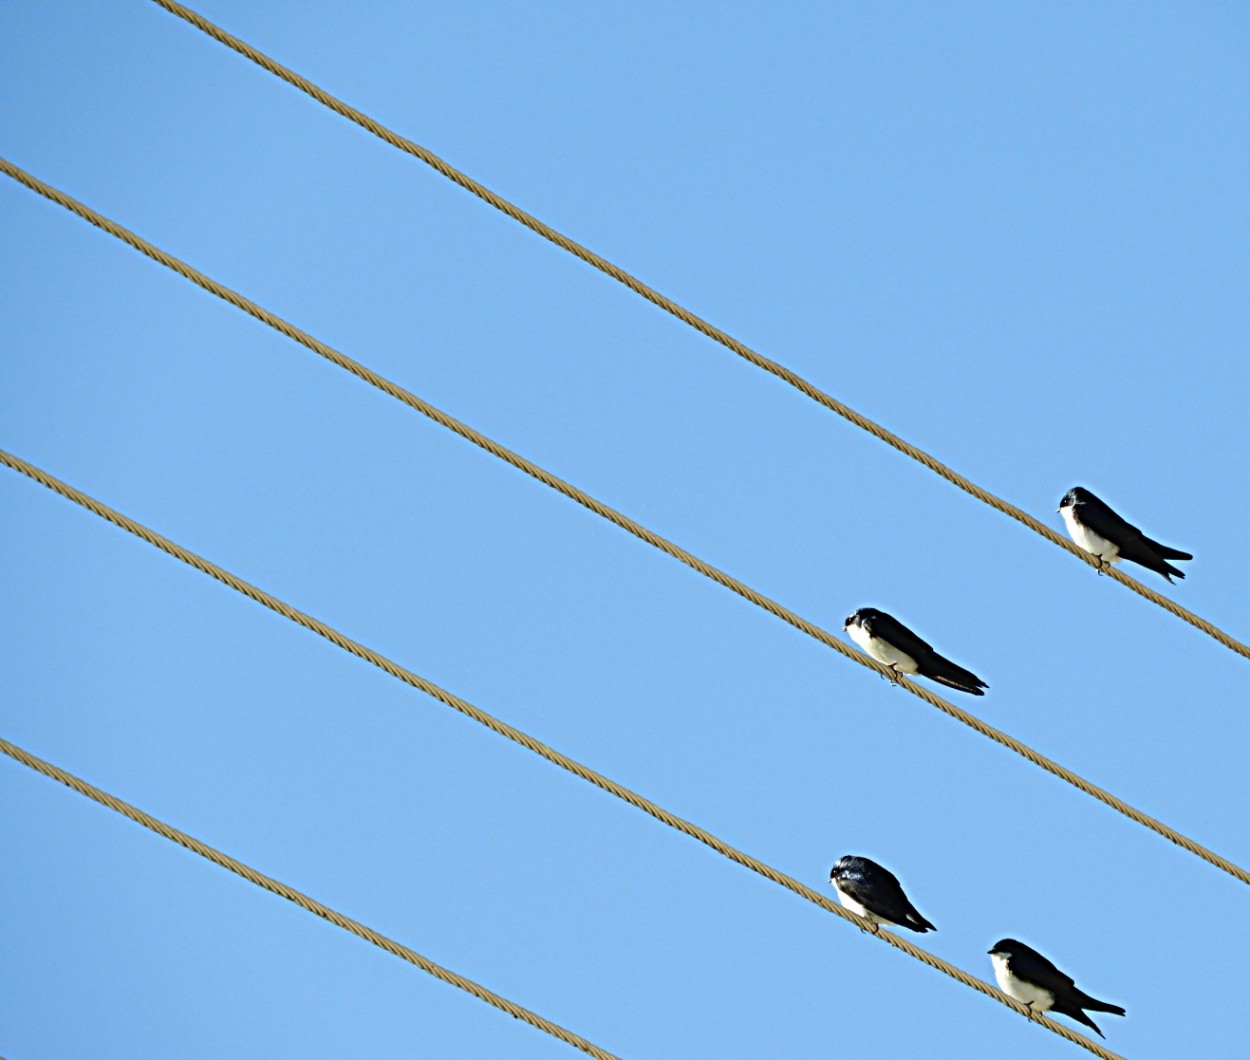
[[828, 855, 936, 933], [1058, 486, 1192, 583], [843, 608, 987, 695], [988, 938, 1125, 1038]]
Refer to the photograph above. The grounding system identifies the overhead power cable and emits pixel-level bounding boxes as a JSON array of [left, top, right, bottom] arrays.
[[146, 0, 1249, 666], [1, 160, 1244, 893], [0, 737, 620, 1060], [0, 462, 1124, 1059]]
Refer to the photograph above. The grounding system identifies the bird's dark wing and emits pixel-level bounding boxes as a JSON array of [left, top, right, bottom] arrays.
[[864, 611, 986, 694], [1079, 495, 1190, 580], [1116, 537, 1189, 581], [1009, 945, 1078, 996], [1049, 986, 1124, 1037], [1073, 493, 1141, 546], [1140, 535, 1192, 561], [863, 611, 936, 657], [1071, 988, 1126, 1018], [840, 863, 936, 932], [898, 899, 937, 933], [1008, 946, 1123, 1036], [917, 653, 988, 696]]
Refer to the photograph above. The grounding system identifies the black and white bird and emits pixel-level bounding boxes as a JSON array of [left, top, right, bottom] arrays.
[[843, 608, 987, 695], [828, 856, 936, 933], [988, 938, 1125, 1038], [1058, 486, 1192, 583]]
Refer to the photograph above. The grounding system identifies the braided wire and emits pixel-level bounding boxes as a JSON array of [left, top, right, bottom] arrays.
[[145, 0, 1250, 665], [0, 468, 1123, 1058], [1, 158, 1245, 891], [0, 737, 618, 1059]]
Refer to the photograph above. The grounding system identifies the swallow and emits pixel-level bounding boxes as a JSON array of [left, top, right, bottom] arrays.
[[988, 938, 1125, 1037], [828, 855, 936, 933], [1058, 486, 1192, 583], [843, 608, 987, 695]]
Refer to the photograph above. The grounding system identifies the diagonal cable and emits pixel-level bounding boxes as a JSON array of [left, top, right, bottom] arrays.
[[0, 477, 1123, 1060], [0, 738, 618, 1059], [146, 0, 1249, 666], [1, 159, 1245, 891]]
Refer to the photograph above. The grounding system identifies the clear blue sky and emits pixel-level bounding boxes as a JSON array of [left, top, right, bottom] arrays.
[[4, 3, 1249, 1057]]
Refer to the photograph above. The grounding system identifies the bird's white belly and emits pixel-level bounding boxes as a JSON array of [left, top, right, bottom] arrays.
[[1061, 508, 1121, 564], [832, 883, 882, 926], [848, 624, 918, 673], [991, 954, 1055, 1011]]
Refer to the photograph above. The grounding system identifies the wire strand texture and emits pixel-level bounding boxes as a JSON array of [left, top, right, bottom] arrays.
[[2, 158, 1246, 895], [0, 460, 1125, 1060], [0, 737, 620, 1060], [148, 0, 1250, 668]]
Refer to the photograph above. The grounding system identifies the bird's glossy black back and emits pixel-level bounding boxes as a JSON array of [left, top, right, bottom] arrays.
[[832, 855, 935, 932]]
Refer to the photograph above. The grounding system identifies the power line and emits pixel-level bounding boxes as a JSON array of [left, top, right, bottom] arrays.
[[147, 0, 1250, 667], [1, 159, 1244, 893], [0, 736, 620, 1060], [0, 461, 1125, 1060]]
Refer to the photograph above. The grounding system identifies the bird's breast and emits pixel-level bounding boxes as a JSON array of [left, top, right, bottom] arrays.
[[848, 624, 919, 673], [1061, 508, 1121, 563], [832, 882, 880, 925], [991, 955, 1055, 1011]]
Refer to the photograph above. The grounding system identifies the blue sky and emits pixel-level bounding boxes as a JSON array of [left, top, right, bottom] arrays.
[[4, 3, 1249, 1057]]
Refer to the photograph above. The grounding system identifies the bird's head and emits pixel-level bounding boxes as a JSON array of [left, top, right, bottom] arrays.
[[1058, 487, 1089, 513], [829, 855, 869, 884], [988, 938, 1023, 957]]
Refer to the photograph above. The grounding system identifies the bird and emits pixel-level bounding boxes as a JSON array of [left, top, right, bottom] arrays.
[[843, 608, 988, 695], [1058, 486, 1192, 583], [828, 855, 936, 933], [988, 938, 1125, 1038]]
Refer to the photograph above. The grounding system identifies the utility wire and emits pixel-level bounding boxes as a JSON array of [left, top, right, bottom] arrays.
[[147, 0, 1250, 667], [1, 159, 1245, 893], [0, 465, 1124, 1060], [0, 737, 620, 1060]]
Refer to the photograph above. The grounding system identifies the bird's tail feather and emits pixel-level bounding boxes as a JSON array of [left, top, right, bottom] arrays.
[[926, 664, 988, 696], [906, 911, 937, 933], [1159, 560, 1187, 582], [1053, 1004, 1106, 1038], [1075, 991, 1126, 1017], [1144, 536, 1192, 561]]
